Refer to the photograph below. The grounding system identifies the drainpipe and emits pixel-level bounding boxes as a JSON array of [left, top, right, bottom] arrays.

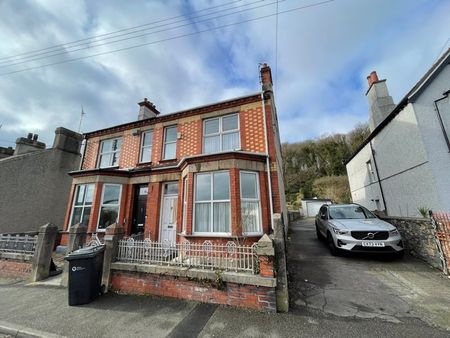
[[369, 140, 387, 215], [433, 91, 450, 152], [261, 91, 274, 231]]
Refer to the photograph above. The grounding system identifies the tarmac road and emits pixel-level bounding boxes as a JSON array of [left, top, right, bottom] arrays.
[[287, 218, 450, 332]]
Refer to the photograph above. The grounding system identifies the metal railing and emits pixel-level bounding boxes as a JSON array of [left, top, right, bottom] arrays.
[[0, 234, 37, 255], [117, 238, 259, 274]]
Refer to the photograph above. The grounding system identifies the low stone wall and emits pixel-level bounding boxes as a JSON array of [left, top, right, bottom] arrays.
[[383, 216, 441, 269], [110, 269, 276, 311], [288, 211, 301, 223], [0, 257, 32, 279]]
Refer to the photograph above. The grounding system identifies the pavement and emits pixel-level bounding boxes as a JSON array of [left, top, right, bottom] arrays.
[[0, 218, 449, 337]]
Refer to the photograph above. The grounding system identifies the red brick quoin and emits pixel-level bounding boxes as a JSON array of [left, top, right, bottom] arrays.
[[110, 271, 276, 312]]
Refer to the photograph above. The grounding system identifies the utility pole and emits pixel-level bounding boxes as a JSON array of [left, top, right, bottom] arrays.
[[78, 105, 85, 133]]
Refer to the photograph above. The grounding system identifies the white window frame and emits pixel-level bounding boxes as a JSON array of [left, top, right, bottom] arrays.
[[97, 137, 122, 168], [96, 184, 122, 232], [240, 171, 263, 235], [163, 125, 177, 160], [203, 113, 240, 154], [182, 177, 188, 234], [68, 184, 95, 229], [139, 130, 153, 163], [366, 160, 376, 183], [193, 171, 231, 236]]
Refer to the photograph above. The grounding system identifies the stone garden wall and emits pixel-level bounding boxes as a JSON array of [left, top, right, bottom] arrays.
[[383, 216, 441, 269]]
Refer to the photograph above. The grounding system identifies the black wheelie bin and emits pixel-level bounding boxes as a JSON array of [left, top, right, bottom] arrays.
[[65, 245, 105, 306]]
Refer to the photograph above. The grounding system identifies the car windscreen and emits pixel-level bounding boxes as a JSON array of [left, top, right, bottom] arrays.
[[329, 206, 376, 219]]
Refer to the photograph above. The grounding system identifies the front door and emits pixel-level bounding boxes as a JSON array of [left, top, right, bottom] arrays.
[[160, 182, 178, 245], [131, 185, 148, 235]]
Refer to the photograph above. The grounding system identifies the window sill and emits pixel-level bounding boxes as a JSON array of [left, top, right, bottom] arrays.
[[159, 158, 177, 163], [97, 165, 120, 170], [136, 161, 152, 167]]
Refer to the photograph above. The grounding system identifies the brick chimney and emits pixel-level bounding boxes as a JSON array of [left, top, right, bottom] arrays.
[[138, 98, 160, 120], [366, 71, 396, 132], [13, 133, 46, 155], [260, 63, 273, 92]]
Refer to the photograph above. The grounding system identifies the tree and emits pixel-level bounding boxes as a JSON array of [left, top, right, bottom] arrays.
[[312, 176, 351, 203]]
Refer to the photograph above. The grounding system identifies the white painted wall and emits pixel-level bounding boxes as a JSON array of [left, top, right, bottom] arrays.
[[347, 103, 441, 217], [412, 64, 450, 212]]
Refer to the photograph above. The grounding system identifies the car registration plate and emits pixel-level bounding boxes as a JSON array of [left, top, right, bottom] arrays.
[[362, 241, 385, 247]]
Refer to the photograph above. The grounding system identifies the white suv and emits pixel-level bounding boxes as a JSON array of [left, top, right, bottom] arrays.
[[315, 204, 404, 257]]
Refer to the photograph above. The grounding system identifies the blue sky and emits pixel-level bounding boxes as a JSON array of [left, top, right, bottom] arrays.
[[0, 0, 449, 148]]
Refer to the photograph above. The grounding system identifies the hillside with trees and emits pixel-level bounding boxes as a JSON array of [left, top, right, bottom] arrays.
[[282, 123, 370, 209]]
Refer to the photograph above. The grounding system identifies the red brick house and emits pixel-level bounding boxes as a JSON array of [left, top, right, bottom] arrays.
[[61, 64, 287, 247]]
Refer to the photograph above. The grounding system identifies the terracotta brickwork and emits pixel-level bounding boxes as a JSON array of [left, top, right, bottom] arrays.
[[151, 127, 163, 163], [111, 271, 276, 311], [0, 260, 32, 279], [241, 106, 266, 153], [82, 139, 98, 169], [119, 132, 140, 168], [179, 120, 202, 157]]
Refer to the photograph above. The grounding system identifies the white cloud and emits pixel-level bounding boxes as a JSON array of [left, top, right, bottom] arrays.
[[0, 0, 448, 148]]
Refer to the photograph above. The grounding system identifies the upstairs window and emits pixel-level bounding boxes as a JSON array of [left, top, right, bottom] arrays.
[[140, 130, 153, 163], [98, 138, 122, 168], [163, 126, 177, 160], [366, 160, 376, 183], [194, 171, 230, 234], [240, 172, 262, 234], [203, 114, 240, 154], [69, 184, 94, 228]]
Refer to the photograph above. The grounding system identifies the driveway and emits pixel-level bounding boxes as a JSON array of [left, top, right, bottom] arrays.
[[288, 218, 450, 331]]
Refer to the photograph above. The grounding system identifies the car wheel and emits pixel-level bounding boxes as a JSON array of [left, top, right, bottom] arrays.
[[327, 232, 339, 256], [393, 250, 404, 259], [315, 223, 324, 242]]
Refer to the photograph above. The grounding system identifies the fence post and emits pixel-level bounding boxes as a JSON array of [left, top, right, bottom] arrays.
[[256, 234, 275, 277], [61, 223, 87, 287], [30, 223, 58, 282], [102, 223, 124, 292]]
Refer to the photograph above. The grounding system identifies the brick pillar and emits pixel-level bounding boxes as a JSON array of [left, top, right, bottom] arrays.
[[61, 223, 87, 287], [30, 223, 58, 282], [255, 234, 275, 278], [102, 223, 124, 292]]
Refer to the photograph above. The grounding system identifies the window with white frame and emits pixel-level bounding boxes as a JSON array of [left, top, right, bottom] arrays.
[[69, 184, 94, 227], [194, 172, 230, 234], [203, 114, 240, 154], [140, 130, 153, 163], [366, 160, 376, 183], [240, 172, 262, 234], [97, 184, 122, 230], [98, 138, 122, 168], [163, 126, 177, 160], [182, 177, 188, 233]]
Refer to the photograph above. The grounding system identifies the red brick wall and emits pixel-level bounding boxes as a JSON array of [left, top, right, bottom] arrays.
[[82, 139, 99, 169], [120, 133, 140, 168], [0, 260, 32, 279], [179, 120, 202, 157], [111, 270, 276, 311], [241, 106, 266, 153]]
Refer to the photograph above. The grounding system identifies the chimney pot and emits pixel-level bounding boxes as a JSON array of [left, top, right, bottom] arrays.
[[27, 133, 32, 140], [33, 134, 38, 141], [367, 71, 379, 87]]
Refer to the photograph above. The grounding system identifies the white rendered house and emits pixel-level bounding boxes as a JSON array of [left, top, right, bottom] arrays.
[[346, 49, 450, 217]]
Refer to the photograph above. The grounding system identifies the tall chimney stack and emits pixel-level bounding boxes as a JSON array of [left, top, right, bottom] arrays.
[[366, 71, 395, 132], [260, 63, 273, 92], [137, 98, 160, 120]]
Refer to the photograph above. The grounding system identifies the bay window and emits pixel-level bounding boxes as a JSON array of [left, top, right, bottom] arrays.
[[69, 184, 94, 227], [140, 130, 153, 163], [98, 138, 122, 168], [203, 114, 240, 154], [97, 184, 122, 230], [194, 171, 230, 234], [240, 172, 262, 234]]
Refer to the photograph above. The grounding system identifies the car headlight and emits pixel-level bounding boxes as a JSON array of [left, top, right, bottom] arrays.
[[389, 229, 400, 236], [332, 228, 349, 235]]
